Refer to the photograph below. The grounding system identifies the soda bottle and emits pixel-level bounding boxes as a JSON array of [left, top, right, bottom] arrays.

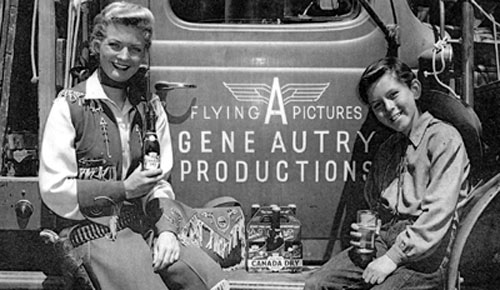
[[142, 103, 160, 170], [250, 204, 260, 217], [267, 205, 284, 251]]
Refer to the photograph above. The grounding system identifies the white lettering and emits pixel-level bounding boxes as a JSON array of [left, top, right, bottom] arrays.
[[245, 131, 255, 153], [198, 160, 209, 181], [235, 106, 244, 119], [190, 105, 364, 122], [296, 160, 308, 182], [271, 131, 286, 153], [337, 131, 350, 153], [325, 160, 337, 181], [292, 131, 306, 153], [276, 160, 288, 182], [336, 106, 345, 119], [362, 161, 372, 181], [354, 106, 363, 120], [357, 131, 376, 153], [264, 77, 288, 125], [216, 161, 228, 182], [256, 160, 269, 182], [315, 160, 320, 182], [222, 131, 234, 153], [313, 130, 329, 153], [178, 130, 377, 156], [179, 131, 191, 153], [344, 160, 355, 181], [201, 131, 212, 153], [291, 105, 364, 121], [180, 160, 191, 182], [248, 106, 260, 119], [190, 106, 198, 119], [179, 159, 364, 183], [212, 106, 222, 119], [236, 160, 248, 182]]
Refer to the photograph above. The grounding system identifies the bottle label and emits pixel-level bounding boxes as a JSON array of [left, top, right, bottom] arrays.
[[143, 153, 160, 170]]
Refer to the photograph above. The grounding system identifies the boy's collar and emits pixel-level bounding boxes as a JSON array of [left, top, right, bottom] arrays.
[[407, 111, 433, 147]]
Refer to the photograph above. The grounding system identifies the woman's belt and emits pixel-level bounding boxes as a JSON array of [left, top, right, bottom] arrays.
[[70, 208, 144, 247]]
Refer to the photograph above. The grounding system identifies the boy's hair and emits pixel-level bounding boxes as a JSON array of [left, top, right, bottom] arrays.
[[90, 1, 155, 55], [357, 57, 416, 105]]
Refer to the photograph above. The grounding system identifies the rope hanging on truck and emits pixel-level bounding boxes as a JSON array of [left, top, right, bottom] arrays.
[[423, 36, 459, 99], [30, 0, 39, 84], [64, 0, 83, 88]]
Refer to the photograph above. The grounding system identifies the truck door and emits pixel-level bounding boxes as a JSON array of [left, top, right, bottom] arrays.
[[143, 0, 435, 262]]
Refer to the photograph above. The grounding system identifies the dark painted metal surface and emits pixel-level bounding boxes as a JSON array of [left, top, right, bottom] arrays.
[[447, 173, 500, 290], [148, 0, 435, 261]]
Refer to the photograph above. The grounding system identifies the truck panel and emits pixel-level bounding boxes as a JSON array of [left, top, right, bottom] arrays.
[[148, 0, 435, 260]]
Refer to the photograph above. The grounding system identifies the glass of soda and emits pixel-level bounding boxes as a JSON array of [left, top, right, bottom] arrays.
[[356, 209, 378, 254]]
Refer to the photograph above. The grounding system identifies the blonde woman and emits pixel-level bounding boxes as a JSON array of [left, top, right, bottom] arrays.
[[39, 2, 227, 289]]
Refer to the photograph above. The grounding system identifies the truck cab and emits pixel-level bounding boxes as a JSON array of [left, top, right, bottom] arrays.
[[144, 0, 435, 262]]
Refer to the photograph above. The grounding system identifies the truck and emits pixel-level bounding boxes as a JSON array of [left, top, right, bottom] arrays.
[[1, 0, 499, 289]]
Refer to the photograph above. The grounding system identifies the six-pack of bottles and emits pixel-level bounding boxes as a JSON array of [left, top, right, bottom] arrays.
[[246, 204, 303, 273]]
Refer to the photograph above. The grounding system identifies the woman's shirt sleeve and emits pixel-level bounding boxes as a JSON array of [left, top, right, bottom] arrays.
[[39, 97, 84, 220]]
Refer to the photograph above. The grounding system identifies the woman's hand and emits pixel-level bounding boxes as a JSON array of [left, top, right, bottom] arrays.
[[152, 231, 180, 272], [362, 255, 397, 285], [124, 165, 166, 199]]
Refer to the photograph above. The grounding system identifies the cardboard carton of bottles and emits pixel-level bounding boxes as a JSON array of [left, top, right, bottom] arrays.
[[246, 204, 303, 272]]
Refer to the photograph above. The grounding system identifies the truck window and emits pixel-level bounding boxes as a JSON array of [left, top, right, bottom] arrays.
[[170, 0, 358, 24]]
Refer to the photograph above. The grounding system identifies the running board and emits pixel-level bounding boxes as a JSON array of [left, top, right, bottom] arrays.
[[0, 268, 316, 290]]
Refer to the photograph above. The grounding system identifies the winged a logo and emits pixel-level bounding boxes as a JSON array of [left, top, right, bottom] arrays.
[[223, 80, 330, 106], [224, 77, 330, 125]]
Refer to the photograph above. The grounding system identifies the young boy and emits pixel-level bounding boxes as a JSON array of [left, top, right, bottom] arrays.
[[304, 57, 470, 289]]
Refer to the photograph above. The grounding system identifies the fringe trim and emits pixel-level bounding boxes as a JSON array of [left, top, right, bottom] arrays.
[[179, 213, 246, 267], [210, 279, 230, 290]]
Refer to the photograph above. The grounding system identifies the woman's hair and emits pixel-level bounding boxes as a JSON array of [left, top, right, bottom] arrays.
[[90, 1, 155, 55], [357, 57, 416, 105]]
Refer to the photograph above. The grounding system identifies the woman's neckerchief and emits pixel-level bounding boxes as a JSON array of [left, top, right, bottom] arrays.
[[98, 66, 147, 106], [98, 66, 129, 89]]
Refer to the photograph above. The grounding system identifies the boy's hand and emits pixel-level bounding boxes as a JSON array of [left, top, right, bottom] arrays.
[[363, 255, 397, 285], [349, 220, 381, 248], [349, 223, 362, 248], [152, 231, 180, 272]]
